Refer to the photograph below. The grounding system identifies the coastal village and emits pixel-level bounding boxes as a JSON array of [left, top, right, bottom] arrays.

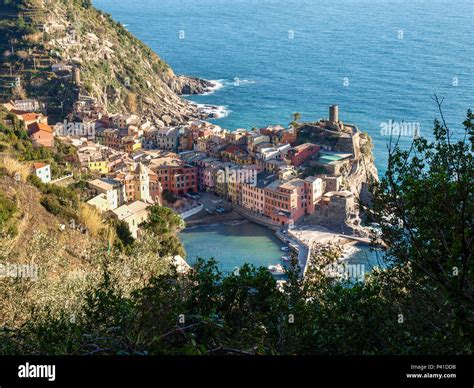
[[0, 0, 379, 277], [2, 97, 377, 276]]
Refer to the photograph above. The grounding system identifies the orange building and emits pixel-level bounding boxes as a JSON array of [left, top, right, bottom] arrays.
[[27, 122, 54, 148], [153, 164, 198, 196]]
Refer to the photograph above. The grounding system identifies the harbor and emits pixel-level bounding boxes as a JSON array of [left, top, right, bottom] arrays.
[[180, 204, 381, 279]]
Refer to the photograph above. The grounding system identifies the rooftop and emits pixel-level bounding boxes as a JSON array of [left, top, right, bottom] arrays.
[[32, 162, 48, 170], [112, 201, 149, 220], [89, 178, 119, 191]]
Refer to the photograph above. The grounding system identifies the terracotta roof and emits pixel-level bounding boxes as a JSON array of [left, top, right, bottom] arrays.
[[20, 113, 43, 121], [32, 162, 47, 169], [28, 122, 53, 134]]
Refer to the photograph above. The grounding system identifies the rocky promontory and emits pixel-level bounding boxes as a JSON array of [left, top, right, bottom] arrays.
[[0, 0, 214, 124], [167, 75, 215, 96]]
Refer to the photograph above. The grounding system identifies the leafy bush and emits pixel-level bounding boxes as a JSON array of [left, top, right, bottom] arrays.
[[0, 191, 17, 235]]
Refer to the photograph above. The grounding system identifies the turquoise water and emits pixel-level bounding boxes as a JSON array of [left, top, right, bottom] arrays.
[[345, 244, 385, 273], [181, 222, 385, 274], [180, 221, 285, 273], [94, 0, 473, 175]]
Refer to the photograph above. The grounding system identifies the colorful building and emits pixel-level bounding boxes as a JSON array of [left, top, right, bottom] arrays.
[[27, 122, 55, 148], [153, 164, 198, 196], [288, 143, 321, 167], [88, 160, 109, 174]]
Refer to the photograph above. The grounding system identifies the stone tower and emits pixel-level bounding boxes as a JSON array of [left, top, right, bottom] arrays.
[[329, 105, 339, 124], [135, 162, 151, 202]]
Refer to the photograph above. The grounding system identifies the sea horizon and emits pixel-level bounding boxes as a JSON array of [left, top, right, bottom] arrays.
[[94, 0, 473, 175]]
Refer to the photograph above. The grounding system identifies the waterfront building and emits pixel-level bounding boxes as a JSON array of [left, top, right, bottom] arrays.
[[150, 157, 198, 196], [263, 176, 322, 226], [241, 171, 272, 215]]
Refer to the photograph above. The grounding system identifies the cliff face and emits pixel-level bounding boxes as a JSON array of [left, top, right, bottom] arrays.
[[342, 132, 378, 206], [0, 0, 213, 124], [299, 122, 378, 201]]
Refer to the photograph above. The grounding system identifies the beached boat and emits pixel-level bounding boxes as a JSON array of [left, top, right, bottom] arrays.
[[268, 264, 285, 275]]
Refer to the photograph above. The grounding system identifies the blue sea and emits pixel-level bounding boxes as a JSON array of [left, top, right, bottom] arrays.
[[93, 0, 473, 175]]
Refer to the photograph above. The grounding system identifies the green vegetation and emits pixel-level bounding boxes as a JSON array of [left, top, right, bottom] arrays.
[[0, 120, 75, 179], [143, 205, 185, 235], [301, 164, 327, 178], [0, 191, 17, 236], [142, 205, 186, 258], [28, 174, 79, 220], [162, 189, 178, 204], [0, 0, 173, 117], [290, 112, 301, 127], [113, 219, 135, 251]]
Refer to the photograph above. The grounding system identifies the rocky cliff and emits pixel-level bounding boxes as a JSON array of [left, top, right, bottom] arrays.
[[0, 0, 213, 124], [342, 131, 379, 206]]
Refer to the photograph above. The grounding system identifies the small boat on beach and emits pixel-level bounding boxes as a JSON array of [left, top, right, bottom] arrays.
[[268, 264, 285, 275], [289, 243, 300, 252]]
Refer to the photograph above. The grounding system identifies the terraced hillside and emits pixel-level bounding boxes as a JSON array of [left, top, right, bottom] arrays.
[[0, 0, 212, 123]]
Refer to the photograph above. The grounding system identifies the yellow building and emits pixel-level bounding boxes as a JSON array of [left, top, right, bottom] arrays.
[[88, 160, 110, 174], [124, 140, 142, 154]]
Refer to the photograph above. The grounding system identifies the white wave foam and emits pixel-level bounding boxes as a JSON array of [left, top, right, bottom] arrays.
[[232, 79, 256, 85], [196, 103, 231, 119], [340, 244, 361, 261], [201, 79, 225, 95]]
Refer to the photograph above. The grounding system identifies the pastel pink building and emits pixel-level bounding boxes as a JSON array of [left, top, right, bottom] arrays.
[[288, 143, 321, 167], [263, 177, 323, 226], [241, 183, 266, 215]]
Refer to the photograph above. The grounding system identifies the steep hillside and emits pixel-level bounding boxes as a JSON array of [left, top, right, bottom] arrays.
[[0, 109, 185, 329], [0, 0, 213, 123]]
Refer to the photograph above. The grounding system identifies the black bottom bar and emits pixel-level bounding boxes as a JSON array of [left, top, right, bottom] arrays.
[[0, 356, 472, 387]]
